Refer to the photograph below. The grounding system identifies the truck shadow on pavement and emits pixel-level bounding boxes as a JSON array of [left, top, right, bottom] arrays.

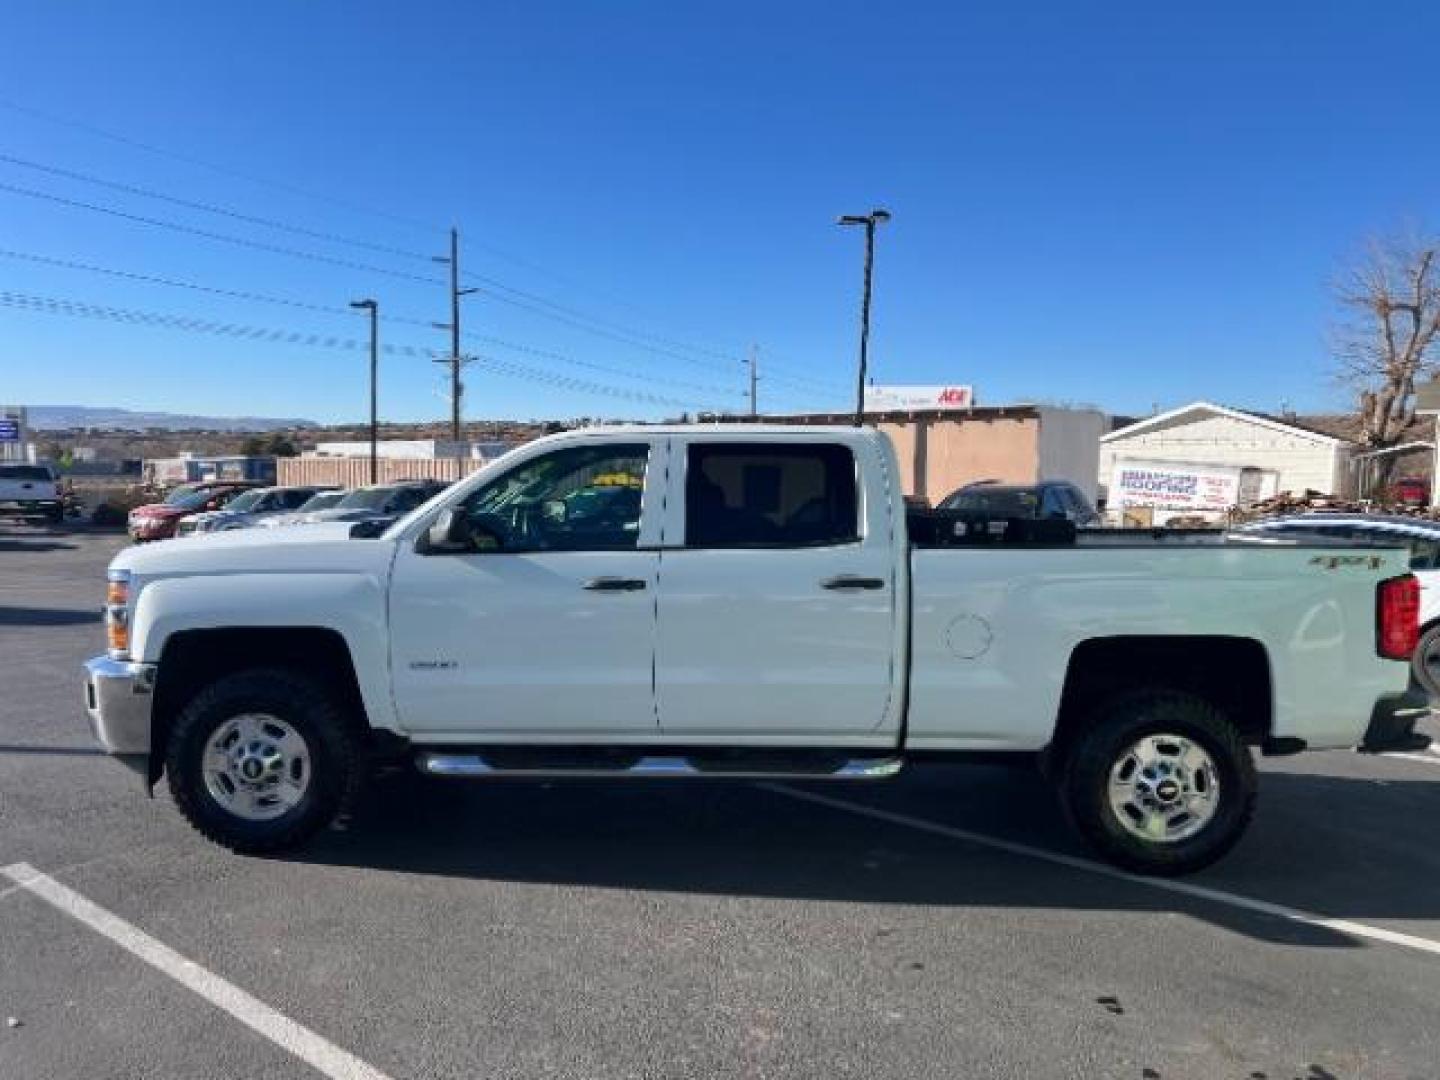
[[289, 762, 1440, 952], [0, 605, 101, 626], [0, 539, 79, 553]]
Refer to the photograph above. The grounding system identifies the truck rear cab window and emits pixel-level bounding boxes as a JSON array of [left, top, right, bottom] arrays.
[[685, 443, 858, 548]]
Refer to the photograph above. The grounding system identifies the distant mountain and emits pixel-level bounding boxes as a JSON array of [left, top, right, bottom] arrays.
[[26, 406, 317, 432]]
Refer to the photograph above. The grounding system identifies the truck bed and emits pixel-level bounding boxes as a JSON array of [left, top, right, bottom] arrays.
[[906, 510, 1408, 549]]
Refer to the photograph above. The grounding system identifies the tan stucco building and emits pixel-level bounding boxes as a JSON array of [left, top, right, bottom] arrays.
[[733, 405, 1108, 506]]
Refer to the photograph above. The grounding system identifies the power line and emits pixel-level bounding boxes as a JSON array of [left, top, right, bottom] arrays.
[[0, 152, 438, 263], [0, 247, 742, 397], [0, 148, 844, 392], [462, 267, 743, 366], [0, 179, 822, 389], [0, 104, 758, 357], [0, 248, 393, 321], [0, 97, 443, 235], [0, 289, 725, 411], [0, 181, 447, 286], [0, 151, 836, 385]]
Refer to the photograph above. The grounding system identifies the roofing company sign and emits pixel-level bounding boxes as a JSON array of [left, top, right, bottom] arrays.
[[863, 385, 975, 411], [1111, 459, 1245, 511]]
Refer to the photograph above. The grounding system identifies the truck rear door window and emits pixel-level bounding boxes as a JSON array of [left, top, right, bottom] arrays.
[[685, 443, 858, 548]]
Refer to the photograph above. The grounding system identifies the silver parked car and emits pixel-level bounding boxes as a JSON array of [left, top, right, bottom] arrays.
[[255, 489, 349, 528], [176, 486, 337, 536], [286, 480, 447, 529]]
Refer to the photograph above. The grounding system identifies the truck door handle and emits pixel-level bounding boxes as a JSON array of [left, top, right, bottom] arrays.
[[583, 576, 648, 592], [821, 574, 886, 591]]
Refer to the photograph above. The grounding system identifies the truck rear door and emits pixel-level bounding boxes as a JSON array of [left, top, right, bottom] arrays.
[[653, 435, 904, 741]]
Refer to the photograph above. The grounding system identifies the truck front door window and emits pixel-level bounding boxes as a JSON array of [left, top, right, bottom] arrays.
[[459, 444, 649, 552]]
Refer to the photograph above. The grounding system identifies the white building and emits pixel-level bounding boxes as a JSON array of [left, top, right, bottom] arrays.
[[311, 439, 471, 460], [1099, 402, 1355, 522], [309, 439, 519, 463]]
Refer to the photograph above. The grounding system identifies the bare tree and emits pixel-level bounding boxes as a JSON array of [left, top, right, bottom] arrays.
[[1333, 230, 1440, 492]]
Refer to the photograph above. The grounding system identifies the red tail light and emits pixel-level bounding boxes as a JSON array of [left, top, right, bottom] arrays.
[[1377, 574, 1420, 660]]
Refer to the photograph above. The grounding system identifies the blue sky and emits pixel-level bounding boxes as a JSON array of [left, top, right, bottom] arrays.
[[1, 0, 1436, 424]]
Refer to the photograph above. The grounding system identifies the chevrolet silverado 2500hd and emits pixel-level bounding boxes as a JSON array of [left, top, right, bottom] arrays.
[[83, 426, 1422, 874]]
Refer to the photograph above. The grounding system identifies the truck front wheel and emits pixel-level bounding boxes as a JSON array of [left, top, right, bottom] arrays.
[[166, 668, 364, 854], [1058, 692, 1257, 876]]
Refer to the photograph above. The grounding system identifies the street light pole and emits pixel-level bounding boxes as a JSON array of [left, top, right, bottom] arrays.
[[748, 344, 759, 417], [350, 299, 379, 485], [837, 209, 891, 426]]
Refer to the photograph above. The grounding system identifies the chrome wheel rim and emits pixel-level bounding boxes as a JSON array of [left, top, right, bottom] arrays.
[[202, 713, 311, 821], [1107, 733, 1220, 844], [1421, 637, 1440, 693]]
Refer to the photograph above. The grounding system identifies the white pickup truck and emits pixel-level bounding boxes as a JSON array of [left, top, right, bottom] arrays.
[[84, 426, 1424, 875], [0, 462, 63, 524]]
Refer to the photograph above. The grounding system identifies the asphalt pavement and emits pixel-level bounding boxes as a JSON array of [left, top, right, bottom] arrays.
[[3, 525, 1440, 1080]]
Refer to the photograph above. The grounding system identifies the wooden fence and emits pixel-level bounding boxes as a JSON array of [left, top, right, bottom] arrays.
[[277, 456, 487, 489]]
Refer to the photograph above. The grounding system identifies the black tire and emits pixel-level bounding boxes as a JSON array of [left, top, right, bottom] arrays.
[[1411, 623, 1440, 700], [46, 506, 63, 525], [1058, 692, 1257, 876], [166, 667, 364, 854]]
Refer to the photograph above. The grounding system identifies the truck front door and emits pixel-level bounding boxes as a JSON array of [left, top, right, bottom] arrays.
[[653, 437, 903, 740], [388, 439, 662, 738]]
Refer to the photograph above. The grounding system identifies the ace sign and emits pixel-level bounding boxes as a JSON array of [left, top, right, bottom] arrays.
[[863, 385, 975, 412]]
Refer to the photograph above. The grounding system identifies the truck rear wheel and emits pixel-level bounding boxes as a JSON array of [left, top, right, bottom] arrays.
[[166, 668, 364, 854], [1410, 623, 1440, 699], [1058, 692, 1256, 876]]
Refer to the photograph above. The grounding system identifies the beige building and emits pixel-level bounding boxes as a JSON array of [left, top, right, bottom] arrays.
[[735, 405, 1108, 506]]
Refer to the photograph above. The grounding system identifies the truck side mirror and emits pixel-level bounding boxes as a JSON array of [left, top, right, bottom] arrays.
[[424, 508, 473, 553], [423, 508, 503, 554]]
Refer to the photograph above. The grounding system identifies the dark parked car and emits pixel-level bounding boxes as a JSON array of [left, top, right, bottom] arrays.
[[937, 480, 1101, 525]]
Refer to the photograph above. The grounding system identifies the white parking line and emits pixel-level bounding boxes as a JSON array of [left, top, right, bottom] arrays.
[[0, 862, 392, 1080], [761, 784, 1440, 960]]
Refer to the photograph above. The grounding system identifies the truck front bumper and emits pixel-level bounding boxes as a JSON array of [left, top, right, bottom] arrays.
[[83, 656, 156, 778], [0, 499, 61, 514], [1359, 686, 1433, 753]]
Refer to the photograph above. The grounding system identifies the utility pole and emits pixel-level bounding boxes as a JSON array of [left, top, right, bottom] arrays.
[[448, 227, 461, 446], [748, 344, 760, 417], [433, 227, 477, 474], [837, 209, 891, 426], [349, 298, 379, 485]]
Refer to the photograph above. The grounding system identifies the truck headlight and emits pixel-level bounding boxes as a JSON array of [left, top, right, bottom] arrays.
[[105, 569, 131, 657]]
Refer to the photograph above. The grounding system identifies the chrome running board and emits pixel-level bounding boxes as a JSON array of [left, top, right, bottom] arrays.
[[414, 750, 903, 781]]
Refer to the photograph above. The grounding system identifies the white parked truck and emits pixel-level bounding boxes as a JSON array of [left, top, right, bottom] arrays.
[[84, 426, 1424, 875], [0, 462, 63, 524]]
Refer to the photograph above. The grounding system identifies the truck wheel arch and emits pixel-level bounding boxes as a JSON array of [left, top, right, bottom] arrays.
[[1048, 635, 1272, 766], [147, 627, 371, 790]]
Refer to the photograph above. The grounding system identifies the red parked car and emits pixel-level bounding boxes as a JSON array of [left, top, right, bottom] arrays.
[[1390, 477, 1431, 507], [127, 481, 263, 542]]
